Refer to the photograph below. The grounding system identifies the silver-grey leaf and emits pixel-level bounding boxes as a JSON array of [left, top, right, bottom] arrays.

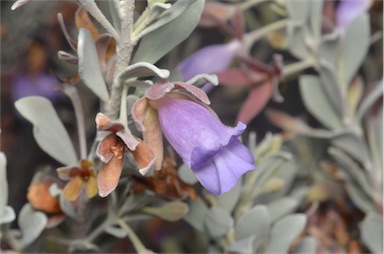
[[356, 79, 383, 122], [0, 206, 16, 225], [132, 0, 205, 64], [287, 22, 311, 59], [267, 197, 299, 223], [265, 214, 307, 254], [285, 0, 309, 21], [331, 133, 371, 172], [178, 164, 198, 185], [78, 28, 109, 102], [0, 152, 8, 210], [340, 14, 370, 91], [183, 197, 208, 231], [235, 205, 270, 241], [361, 213, 383, 254], [319, 61, 344, 117], [227, 235, 256, 254], [299, 75, 344, 130], [345, 180, 375, 214], [118, 62, 170, 81], [294, 236, 317, 254], [217, 180, 241, 214], [142, 201, 189, 222], [15, 96, 78, 166], [319, 30, 340, 67], [309, 0, 323, 45], [204, 206, 234, 238], [136, 0, 196, 40], [18, 204, 48, 247]]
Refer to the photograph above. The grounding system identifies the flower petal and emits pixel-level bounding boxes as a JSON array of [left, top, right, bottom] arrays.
[[146, 80, 175, 100], [190, 122, 246, 168], [97, 156, 124, 197], [131, 139, 155, 175], [116, 128, 140, 151], [174, 82, 211, 105], [63, 176, 83, 201], [95, 112, 124, 132], [177, 40, 241, 81], [96, 134, 117, 163], [192, 144, 256, 195], [80, 159, 93, 169], [157, 98, 230, 166], [57, 166, 77, 181], [85, 176, 98, 199]]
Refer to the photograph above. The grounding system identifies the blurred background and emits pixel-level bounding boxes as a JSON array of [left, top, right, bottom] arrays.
[[1, 0, 382, 253]]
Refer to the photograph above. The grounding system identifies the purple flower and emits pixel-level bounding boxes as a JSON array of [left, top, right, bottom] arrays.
[[336, 0, 371, 33], [177, 40, 241, 81], [11, 73, 62, 102], [132, 80, 256, 195]]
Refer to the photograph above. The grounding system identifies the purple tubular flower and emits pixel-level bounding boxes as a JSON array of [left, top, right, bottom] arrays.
[[336, 0, 371, 33], [156, 97, 257, 195], [177, 40, 241, 81]]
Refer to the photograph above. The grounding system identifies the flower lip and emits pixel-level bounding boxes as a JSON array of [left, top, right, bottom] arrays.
[[190, 122, 246, 169]]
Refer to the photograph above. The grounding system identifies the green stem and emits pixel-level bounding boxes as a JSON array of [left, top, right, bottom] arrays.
[[282, 58, 315, 77], [117, 219, 148, 253], [86, 216, 113, 243], [119, 84, 129, 126], [63, 85, 87, 160], [243, 19, 289, 52]]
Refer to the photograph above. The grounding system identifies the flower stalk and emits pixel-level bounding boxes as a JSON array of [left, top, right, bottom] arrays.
[[106, 0, 135, 119], [63, 85, 87, 159]]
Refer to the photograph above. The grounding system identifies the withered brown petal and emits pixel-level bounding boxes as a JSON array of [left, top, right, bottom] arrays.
[[27, 183, 61, 214], [63, 176, 83, 201], [95, 112, 124, 132], [116, 128, 140, 151], [97, 155, 124, 197], [142, 107, 163, 170], [131, 97, 149, 132], [80, 159, 93, 169], [57, 166, 77, 181], [85, 176, 98, 199], [96, 134, 118, 163], [131, 138, 155, 175]]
